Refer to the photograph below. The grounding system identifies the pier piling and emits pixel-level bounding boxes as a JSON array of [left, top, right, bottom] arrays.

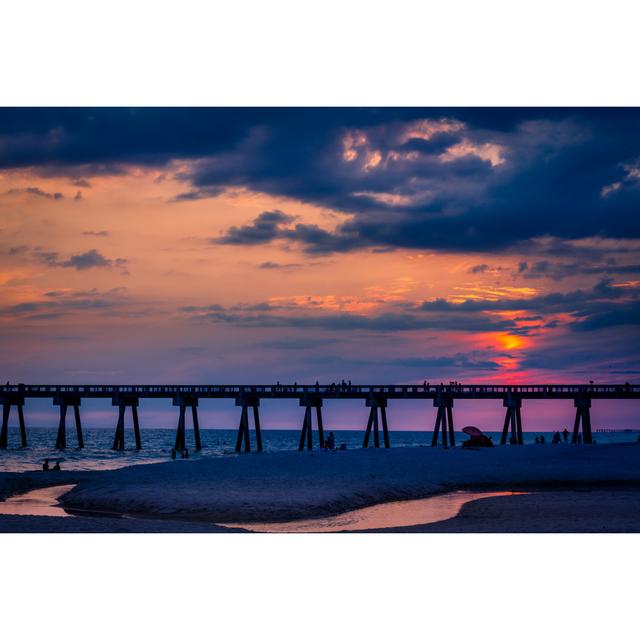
[[298, 397, 323, 450], [235, 396, 262, 452], [112, 396, 141, 451], [432, 395, 454, 447], [500, 396, 523, 445], [572, 396, 593, 444], [0, 394, 27, 448], [363, 396, 390, 448], [173, 395, 201, 452], [54, 395, 83, 449]]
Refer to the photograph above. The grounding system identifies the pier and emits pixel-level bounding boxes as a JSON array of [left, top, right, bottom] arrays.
[[1, 383, 638, 451]]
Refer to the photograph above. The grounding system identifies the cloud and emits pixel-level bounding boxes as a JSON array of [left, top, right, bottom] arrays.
[[11, 245, 127, 272], [60, 249, 126, 271], [6, 186, 64, 200], [515, 259, 640, 281], [216, 210, 295, 245], [258, 261, 302, 270], [180, 303, 519, 333], [82, 230, 109, 237], [0, 288, 128, 321]]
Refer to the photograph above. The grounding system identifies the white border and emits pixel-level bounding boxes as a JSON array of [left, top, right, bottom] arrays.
[[1, 1, 639, 106]]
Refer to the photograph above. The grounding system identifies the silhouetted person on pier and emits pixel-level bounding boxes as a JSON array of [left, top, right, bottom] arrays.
[[53, 460, 61, 471], [42, 459, 50, 471], [562, 428, 569, 443]]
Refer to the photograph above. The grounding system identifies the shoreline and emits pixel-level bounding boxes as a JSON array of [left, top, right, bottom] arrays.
[[1, 443, 640, 531]]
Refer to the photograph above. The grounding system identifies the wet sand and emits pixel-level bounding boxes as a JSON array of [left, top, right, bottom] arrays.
[[0, 487, 639, 533], [367, 489, 640, 533]]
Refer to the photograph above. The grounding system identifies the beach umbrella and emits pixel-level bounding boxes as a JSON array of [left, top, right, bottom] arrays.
[[462, 426, 484, 437]]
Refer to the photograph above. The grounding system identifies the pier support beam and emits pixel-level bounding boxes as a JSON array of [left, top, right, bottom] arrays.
[[431, 396, 455, 447], [500, 396, 523, 445], [173, 395, 202, 452], [53, 395, 84, 449], [363, 396, 390, 448], [234, 396, 262, 453], [112, 396, 142, 451], [572, 396, 593, 444], [298, 397, 323, 451], [0, 394, 27, 448]]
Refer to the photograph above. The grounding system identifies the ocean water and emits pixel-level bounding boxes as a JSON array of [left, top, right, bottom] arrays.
[[0, 427, 638, 473]]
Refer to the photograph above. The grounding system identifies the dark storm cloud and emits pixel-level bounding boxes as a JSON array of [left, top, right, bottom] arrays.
[[1, 108, 639, 253], [515, 259, 640, 280]]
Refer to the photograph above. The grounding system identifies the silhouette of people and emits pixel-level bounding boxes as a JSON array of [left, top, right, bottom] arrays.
[[42, 458, 50, 471], [540, 434, 545, 444], [535, 436, 540, 444], [562, 428, 569, 443], [53, 460, 61, 471], [326, 432, 335, 450]]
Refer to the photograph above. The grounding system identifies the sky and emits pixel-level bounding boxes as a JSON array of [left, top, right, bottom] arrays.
[[1, 107, 639, 430]]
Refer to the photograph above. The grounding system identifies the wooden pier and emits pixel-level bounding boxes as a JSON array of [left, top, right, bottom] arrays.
[[1, 383, 638, 451]]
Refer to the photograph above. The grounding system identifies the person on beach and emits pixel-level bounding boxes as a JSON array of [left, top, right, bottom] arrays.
[[563, 428, 569, 443], [53, 460, 61, 471], [42, 458, 49, 471], [326, 432, 335, 450], [540, 434, 545, 444], [535, 436, 540, 444]]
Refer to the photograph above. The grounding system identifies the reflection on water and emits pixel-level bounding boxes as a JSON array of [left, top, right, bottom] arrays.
[[221, 491, 528, 532], [0, 484, 76, 518]]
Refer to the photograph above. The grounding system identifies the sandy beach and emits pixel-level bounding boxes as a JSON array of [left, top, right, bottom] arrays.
[[0, 443, 639, 532]]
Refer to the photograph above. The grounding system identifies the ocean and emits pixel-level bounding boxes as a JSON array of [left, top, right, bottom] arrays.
[[1, 427, 638, 472]]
